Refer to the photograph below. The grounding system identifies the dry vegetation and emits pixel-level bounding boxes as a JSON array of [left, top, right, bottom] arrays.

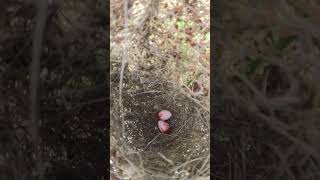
[[0, 0, 107, 179], [110, 0, 210, 179], [213, 0, 320, 179]]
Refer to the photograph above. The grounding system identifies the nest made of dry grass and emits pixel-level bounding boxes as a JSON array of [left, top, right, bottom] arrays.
[[110, 52, 210, 179]]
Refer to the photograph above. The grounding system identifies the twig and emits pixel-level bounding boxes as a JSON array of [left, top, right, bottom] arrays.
[[158, 152, 174, 165], [256, 111, 320, 161], [30, 0, 48, 179], [119, 0, 129, 141], [132, 90, 163, 96], [118, 149, 145, 177], [125, 151, 145, 174], [197, 154, 210, 176], [170, 157, 206, 173], [181, 85, 209, 112], [72, 97, 108, 109], [143, 133, 161, 151]]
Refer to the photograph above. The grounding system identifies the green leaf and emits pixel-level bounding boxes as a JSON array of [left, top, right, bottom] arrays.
[[186, 20, 194, 27], [176, 20, 186, 29], [180, 42, 191, 58], [273, 35, 297, 53], [186, 78, 193, 86], [205, 32, 210, 41], [246, 56, 264, 74]]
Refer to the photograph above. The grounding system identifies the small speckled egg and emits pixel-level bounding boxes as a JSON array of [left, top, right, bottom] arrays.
[[158, 121, 170, 134], [158, 110, 172, 121]]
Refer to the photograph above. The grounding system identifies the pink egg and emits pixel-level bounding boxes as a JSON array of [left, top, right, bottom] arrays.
[[158, 110, 172, 121], [158, 121, 171, 134]]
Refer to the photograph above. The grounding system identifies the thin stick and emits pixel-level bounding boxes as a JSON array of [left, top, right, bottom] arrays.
[[119, 0, 129, 140], [126, 151, 145, 173], [143, 133, 161, 151], [197, 154, 210, 176], [170, 157, 206, 173], [133, 90, 163, 96], [158, 152, 174, 165], [30, 0, 48, 179], [182, 84, 209, 111]]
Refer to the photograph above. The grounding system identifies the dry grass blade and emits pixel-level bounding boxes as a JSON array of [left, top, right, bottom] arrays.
[[158, 152, 174, 165], [143, 133, 161, 151], [119, 0, 129, 140], [132, 90, 163, 96], [170, 156, 206, 173]]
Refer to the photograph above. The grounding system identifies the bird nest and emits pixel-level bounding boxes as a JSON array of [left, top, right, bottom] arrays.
[[110, 58, 210, 178]]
